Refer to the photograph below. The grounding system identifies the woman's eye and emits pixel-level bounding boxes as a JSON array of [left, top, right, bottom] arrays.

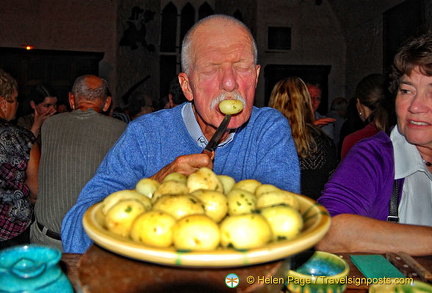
[[399, 88, 411, 95]]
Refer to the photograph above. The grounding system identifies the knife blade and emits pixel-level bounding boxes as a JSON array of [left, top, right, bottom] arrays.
[[202, 114, 231, 156]]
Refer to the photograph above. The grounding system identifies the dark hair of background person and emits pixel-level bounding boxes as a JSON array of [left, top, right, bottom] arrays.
[[355, 73, 394, 132], [127, 91, 154, 119], [29, 83, 57, 105], [16, 83, 57, 118]]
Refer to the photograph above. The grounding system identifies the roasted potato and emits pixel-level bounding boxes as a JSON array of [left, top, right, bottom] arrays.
[[260, 204, 303, 241], [226, 188, 256, 215], [152, 180, 189, 203], [191, 189, 228, 223], [163, 172, 188, 184], [220, 213, 272, 249], [102, 189, 151, 215], [130, 210, 176, 248], [105, 199, 148, 237], [135, 178, 160, 199], [217, 175, 236, 194], [233, 179, 262, 194], [187, 167, 223, 193], [218, 99, 244, 115], [172, 214, 220, 251], [152, 194, 205, 219], [256, 190, 300, 210]]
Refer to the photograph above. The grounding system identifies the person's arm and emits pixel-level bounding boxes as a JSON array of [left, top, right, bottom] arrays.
[[31, 107, 56, 138], [26, 142, 40, 204], [316, 213, 432, 256]]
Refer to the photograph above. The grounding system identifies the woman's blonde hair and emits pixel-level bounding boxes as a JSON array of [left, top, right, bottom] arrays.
[[268, 76, 317, 158], [0, 69, 18, 103]]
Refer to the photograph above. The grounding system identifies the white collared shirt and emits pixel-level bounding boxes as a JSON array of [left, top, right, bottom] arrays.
[[391, 126, 432, 226]]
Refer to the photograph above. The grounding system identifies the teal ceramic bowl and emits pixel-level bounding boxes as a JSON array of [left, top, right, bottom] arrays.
[[369, 280, 432, 293], [287, 251, 350, 293]]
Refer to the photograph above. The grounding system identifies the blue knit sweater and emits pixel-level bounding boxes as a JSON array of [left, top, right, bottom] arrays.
[[61, 103, 300, 253]]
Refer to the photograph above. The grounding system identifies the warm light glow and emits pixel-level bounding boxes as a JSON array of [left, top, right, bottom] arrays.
[[21, 45, 34, 50]]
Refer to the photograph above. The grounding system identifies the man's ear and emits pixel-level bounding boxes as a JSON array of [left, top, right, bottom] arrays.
[[68, 92, 75, 110], [178, 73, 193, 102], [255, 65, 261, 87], [103, 96, 112, 112], [30, 100, 36, 109]]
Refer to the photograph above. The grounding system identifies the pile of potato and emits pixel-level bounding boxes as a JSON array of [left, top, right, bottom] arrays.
[[100, 167, 304, 251]]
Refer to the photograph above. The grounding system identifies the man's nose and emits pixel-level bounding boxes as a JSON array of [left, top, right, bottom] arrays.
[[220, 66, 238, 92]]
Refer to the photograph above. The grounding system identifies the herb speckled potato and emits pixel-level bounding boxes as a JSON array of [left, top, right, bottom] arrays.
[[220, 213, 272, 249], [152, 194, 205, 220], [105, 198, 149, 237], [172, 214, 220, 251], [130, 210, 176, 248], [226, 188, 256, 216], [218, 99, 244, 115]]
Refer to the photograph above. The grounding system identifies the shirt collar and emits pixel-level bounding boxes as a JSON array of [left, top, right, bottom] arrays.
[[391, 126, 429, 179], [181, 102, 235, 148]]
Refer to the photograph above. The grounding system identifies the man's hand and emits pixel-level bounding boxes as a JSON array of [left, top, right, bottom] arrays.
[[150, 153, 214, 182], [313, 117, 336, 127]]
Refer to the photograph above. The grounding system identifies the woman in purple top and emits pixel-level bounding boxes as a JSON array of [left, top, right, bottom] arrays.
[[317, 32, 432, 256]]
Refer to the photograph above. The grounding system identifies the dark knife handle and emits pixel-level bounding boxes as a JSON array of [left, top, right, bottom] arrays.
[[201, 149, 215, 160]]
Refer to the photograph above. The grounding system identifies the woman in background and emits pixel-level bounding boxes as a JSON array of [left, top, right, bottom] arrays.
[[269, 77, 338, 200], [0, 69, 40, 248], [16, 83, 57, 144], [340, 74, 394, 158]]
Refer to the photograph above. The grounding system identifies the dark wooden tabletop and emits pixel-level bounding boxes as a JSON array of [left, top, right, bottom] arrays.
[[60, 245, 432, 293]]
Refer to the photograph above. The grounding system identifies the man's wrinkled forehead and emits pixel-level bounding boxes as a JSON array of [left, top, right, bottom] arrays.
[[191, 21, 255, 58]]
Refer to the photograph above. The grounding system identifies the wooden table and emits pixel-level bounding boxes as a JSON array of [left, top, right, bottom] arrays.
[[60, 245, 432, 293]]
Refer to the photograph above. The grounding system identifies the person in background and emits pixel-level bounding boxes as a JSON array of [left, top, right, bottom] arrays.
[[317, 32, 432, 255], [0, 69, 40, 249], [337, 97, 365, 157], [30, 75, 126, 250], [62, 14, 300, 253], [16, 83, 57, 144], [269, 77, 338, 200], [56, 98, 70, 114], [327, 97, 348, 152], [306, 82, 335, 139], [340, 74, 394, 158], [127, 91, 154, 120], [163, 76, 188, 109]]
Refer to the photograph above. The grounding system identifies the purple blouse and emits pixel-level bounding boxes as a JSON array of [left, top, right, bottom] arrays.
[[318, 131, 395, 221]]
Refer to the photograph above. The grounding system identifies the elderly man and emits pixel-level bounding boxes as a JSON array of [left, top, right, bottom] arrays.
[[61, 14, 300, 253], [30, 75, 127, 250]]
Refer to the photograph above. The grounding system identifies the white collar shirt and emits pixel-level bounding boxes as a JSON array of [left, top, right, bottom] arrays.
[[391, 126, 432, 226]]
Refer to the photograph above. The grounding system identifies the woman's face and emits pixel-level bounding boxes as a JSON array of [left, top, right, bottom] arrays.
[[1, 89, 19, 121], [32, 96, 57, 114], [396, 66, 432, 149]]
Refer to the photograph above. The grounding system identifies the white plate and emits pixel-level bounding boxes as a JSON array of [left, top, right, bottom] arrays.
[[83, 194, 331, 268]]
